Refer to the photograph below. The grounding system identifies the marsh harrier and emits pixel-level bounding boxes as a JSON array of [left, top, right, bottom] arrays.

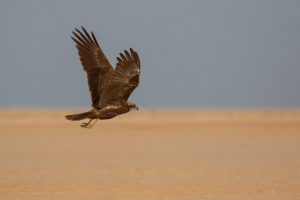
[[65, 26, 140, 128]]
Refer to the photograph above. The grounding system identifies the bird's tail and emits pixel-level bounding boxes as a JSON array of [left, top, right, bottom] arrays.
[[65, 111, 91, 121]]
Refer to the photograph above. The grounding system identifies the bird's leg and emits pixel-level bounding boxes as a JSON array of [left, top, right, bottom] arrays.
[[86, 119, 98, 128], [81, 119, 93, 128]]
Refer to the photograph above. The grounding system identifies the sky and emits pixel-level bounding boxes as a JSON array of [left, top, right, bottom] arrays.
[[0, 0, 300, 108]]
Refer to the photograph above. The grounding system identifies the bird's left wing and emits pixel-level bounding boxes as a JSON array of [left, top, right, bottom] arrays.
[[99, 48, 140, 107]]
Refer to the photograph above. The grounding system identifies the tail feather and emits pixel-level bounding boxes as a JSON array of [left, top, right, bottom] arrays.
[[65, 111, 91, 121]]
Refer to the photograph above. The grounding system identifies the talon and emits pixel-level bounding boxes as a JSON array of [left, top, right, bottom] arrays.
[[80, 123, 88, 128], [80, 119, 98, 128]]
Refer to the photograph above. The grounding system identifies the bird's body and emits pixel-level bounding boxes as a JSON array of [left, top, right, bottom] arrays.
[[65, 26, 140, 128]]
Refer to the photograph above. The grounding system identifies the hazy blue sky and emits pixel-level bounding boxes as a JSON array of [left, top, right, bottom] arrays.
[[0, 0, 300, 108]]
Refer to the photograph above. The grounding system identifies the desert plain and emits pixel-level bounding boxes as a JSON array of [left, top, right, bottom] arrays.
[[0, 109, 300, 200]]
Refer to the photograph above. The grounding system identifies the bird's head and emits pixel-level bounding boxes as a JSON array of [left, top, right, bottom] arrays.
[[127, 102, 139, 111]]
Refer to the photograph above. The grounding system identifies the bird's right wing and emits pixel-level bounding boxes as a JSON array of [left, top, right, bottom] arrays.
[[99, 48, 140, 107], [71, 26, 114, 108]]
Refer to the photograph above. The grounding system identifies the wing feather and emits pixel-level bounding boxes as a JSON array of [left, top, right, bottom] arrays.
[[71, 26, 114, 108], [100, 48, 140, 107]]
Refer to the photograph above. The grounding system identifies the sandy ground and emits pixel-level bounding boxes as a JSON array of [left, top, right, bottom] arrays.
[[0, 109, 300, 200]]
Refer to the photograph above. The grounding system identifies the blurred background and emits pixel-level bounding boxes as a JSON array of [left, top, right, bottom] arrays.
[[0, 0, 300, 108], [1, 2, 300, 199]]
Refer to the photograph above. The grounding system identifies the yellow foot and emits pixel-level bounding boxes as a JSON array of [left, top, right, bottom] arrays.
[[80, 119, 98, 129], [80, 122, 92, 128]]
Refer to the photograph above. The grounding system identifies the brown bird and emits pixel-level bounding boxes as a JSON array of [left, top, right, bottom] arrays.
[[65, 26, 140, 128]]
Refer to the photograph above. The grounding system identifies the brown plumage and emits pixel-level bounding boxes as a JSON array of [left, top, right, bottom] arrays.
[[65, 26, 140, 128]]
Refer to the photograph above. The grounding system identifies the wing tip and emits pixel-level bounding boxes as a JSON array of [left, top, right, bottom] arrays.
[[130, 48, 140, 66], [117, 48, 140, 67]]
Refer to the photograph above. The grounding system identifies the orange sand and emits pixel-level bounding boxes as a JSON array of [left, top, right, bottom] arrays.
[[0, 109, 300, 200]]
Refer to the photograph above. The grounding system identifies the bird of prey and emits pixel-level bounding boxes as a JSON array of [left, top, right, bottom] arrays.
[[65, 26, 140, 128]]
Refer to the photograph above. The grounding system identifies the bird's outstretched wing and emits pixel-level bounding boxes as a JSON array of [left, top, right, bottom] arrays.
[[99, 48, 140, 107], [71, 26, 114, 108]]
